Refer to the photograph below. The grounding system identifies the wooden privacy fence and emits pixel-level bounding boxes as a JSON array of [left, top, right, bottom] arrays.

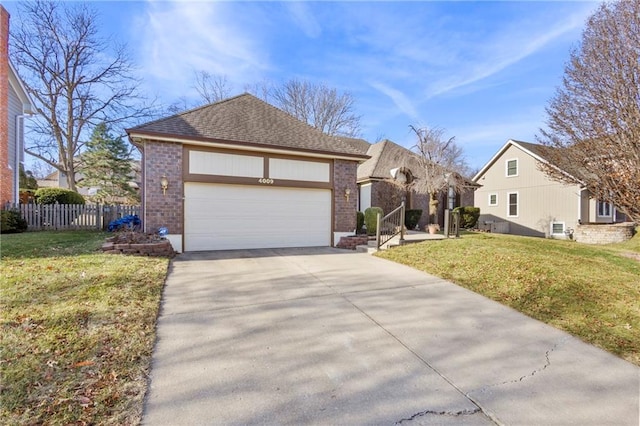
[[8, 204, 140, 231]]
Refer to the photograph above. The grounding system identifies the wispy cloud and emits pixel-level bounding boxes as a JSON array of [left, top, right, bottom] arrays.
[[133, 1, 270, 98], [285, 2, 322, 39], [369, 81, 419, 120], [426, 7, 595, 98]]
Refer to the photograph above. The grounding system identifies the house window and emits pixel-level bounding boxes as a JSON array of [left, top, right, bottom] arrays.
[[597, 200, 611, 217], [488, 193, 498, 206], [551, 222, 565, 235], [507, 192, 518, 217], [506, 159, 518, 177]]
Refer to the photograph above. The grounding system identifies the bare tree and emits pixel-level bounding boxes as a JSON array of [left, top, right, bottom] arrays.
[[538, 0, 640, 223], [193, 71, 231, 104], [10, 0, 154, 191], [29, 160, 56, 180], [244, 79, 274, 104], [245, 79, 361, 137], [166, 96, 192, 115], [409, 125, 469, 224], [272, 79, 361, 137]]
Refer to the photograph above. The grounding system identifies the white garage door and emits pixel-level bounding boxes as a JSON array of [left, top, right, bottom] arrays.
[[184, 183, 332, 251]]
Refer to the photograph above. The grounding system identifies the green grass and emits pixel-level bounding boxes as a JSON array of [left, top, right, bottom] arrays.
[[376, 231, 640, 366], [0, 231, 169, 425]]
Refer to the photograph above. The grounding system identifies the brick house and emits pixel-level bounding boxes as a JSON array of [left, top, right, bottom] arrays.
[[126, 94, 369, 252], [352, 139, 475, 230], [1, 6, 34, 206]]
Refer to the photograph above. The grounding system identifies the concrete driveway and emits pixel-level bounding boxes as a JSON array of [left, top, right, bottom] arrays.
[[143, 247, 639, 425]]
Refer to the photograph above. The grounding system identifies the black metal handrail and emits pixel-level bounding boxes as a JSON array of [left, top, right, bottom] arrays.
[[376, 202, 405, 249]]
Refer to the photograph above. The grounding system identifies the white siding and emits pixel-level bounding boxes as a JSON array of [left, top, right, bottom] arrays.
[[359, 183, 372, 211], [189, 151, 263, 178], [268, 158, 330, 182]]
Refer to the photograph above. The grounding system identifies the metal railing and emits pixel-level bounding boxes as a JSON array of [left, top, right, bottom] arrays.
[[376, 202, 405, 249]]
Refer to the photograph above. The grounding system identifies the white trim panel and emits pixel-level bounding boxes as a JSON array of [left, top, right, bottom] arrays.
[[189, 150, 263, 177], [359, 183, 372, 211], [184, 183, 331, 251], [165, 234, 183, 253], [269, 158, 330, 182]]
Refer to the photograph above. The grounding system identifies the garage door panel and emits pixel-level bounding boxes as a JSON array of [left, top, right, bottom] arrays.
[[184, 183, 331, 251]]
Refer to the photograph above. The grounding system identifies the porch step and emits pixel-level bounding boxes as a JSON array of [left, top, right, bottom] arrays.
[[357, 232, 448, 254], [355, 244, 378, 254]]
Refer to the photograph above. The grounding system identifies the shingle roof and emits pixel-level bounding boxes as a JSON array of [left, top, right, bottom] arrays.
[[357, 140, 423, 181], [338, 137, 371, 154], [511, 140, 554, 161], [127, 93, 368, 158]]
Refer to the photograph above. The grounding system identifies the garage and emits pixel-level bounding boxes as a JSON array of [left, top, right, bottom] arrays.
[[127, 93, 367, 253], [184, 182, 332, 251]]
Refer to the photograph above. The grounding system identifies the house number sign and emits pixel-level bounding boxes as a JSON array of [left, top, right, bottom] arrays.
[[258, 178, 274, 184]]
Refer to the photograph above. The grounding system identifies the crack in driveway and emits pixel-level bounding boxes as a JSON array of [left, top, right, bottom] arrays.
[[395, 407, 482, 424], [469, 336, 571, 396]]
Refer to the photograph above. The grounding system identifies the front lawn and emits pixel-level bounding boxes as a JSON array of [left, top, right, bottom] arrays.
[[376, 231, 640, 366], [0, 231, 169, 425]]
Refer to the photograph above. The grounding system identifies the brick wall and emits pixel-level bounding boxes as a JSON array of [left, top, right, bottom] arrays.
[[574, 223, 635, 245], [369, 181, 431, 230], [333, 159, 357, 232], [142, 141, 183, 234], [0, 6, 11, 205]]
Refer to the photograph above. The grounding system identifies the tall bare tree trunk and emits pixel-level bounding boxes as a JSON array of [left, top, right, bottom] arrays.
[[429, 192, 439, 224]]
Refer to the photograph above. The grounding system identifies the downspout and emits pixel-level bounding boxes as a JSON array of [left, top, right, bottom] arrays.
[[13, 114, 24, 205], [142, 140, 147, 233]]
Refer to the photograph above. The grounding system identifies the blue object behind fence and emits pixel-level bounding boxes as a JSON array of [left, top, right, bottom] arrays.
[[108, 215, 141, 232]]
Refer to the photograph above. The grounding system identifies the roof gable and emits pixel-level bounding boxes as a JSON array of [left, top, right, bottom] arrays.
[[357, 139, 423, 180], [472, 139, 553, 182], [127, 93, 368, 159], [9, 61, 34, 114]]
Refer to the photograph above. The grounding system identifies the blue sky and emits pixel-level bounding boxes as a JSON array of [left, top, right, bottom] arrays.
[[6, 0, 599, 170]]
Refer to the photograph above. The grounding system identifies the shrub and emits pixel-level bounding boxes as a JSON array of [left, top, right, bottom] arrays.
[[404, 209, 423, 230], [0, 209, 28, 234], [364, 207, 384, 236], [356, 211, 365, 234], [34, 188, 85, 205], [454, 206, 481, 228], [19, 189, 36, 204]]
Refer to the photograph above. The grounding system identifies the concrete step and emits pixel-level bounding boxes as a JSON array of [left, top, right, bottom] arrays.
[[355, 244, 378, 254]]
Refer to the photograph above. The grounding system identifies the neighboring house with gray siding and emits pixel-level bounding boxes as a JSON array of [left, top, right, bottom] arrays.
[[473, 139, 627, 238]]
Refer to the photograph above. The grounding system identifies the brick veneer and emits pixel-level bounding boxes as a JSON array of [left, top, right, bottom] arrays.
[[139, 146, 359, 242], [0, 7, 11, 205], [142, 141, 183, 234], [336, 235, 368, 250], [333, 159, 358, 232]]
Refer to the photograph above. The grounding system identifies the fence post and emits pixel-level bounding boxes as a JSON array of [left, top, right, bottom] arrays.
[[96, 204, 102, 231]]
